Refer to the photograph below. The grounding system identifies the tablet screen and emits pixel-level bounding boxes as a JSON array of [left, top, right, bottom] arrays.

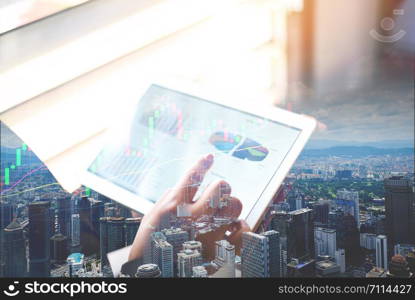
[[88, 85, 300, 217]]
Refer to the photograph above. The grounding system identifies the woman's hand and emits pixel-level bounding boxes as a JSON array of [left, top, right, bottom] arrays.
[[128, 154, 250, 261]]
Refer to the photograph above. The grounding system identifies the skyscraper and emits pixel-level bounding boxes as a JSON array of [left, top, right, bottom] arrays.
[[28, 201, 52, 277], [50, 233, 69, 265], [71, 214, 80, 247], [162, 227, 189, 277], [384, 176, 415, 247], [314, 227, 336, 259], [100, 217, 125, 266], [314, 201, 329, 225], [79, 197, 104, 256], [212, 240, 235, 278], [151, 232, 173, 278], [2, 220, 27, 277], [270, 211, 290, 276], [177, 249, 202, 278], [0, 201, 13, 230], [376, 235, 388, 270], [287, 208, 314, 261], [56, 196, 72, 241], [183, 240, 202, 253], [336, 189, 360, 228], [335, 248, 346, 273], [125, 217, 141, 245], [241, 230, 281, 278]]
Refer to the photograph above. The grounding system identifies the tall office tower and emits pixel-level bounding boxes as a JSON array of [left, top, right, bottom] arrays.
[[262, 230, 280, 277], [56, 196, 72, 241], [50, 233, 69, 265], [28, 201, 52, 277], [135, 264, 161, 278], [67, 253, 84, 277], [177, 249, 202, 278], [360, 233, 377, 250], [151, 232, 173, 278], [376, 235, 388, 270], [394, 244, 415, 256], [384, 176, 415, 247], [162, 227, 189, 277], [99, 217, 125, 266], [212, 240, 235, 278], [125, 217, 141, 245], [336, 214, 361, 266], [0, 201, 13, 230], [336, 189, 360, 228], [314, 227, 336, 259], [183, 240, 202, 253], [241, 230, 281, 278], [71, 214, 80, 247], [2, 220, 27, 277], [287, 208, 314, 261], [79, 197, 104, 256], [270, 211, 290, 276], [387, 255, 412, 278], [335, 249, 346, 273], [314, 201, 329, 225], [192, 266, 208, 277]]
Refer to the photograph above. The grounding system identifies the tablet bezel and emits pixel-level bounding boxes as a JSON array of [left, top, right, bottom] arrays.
[[81, 80, 316, 231]]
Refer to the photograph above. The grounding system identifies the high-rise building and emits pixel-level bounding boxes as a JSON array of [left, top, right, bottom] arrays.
[[71, 214, 80, 247], [177, 249, 202, 278], [79, 197, 104, 256], [135, 264, 161, 278], [313, 201, 329, 225], [314, 227, 336, 259], [287, 208, 314, 261], [125, 217, 141, 245], [56, 196, 71, 241], [336, 189, 360, 228], [212, 240, 235, 278], [270, 211, 290, 276], [376, 235, 388, 270], [384, 176, 415, 247], [50, 233, 69, 265], [0, 201, 13, 230], [162, 227, 189, 276], [151, 232, 173, 278], [100, 217, 125, 266], [360, 233, 377, 250], [334, 248, 346, 273], [2, 220, 27, 277], [336, 214, 361, 266], [241, 230, 281, 277], [28, 201, 52, 277]]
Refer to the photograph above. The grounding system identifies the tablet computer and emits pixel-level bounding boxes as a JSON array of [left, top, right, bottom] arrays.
[[81, 83, 316, 231]]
